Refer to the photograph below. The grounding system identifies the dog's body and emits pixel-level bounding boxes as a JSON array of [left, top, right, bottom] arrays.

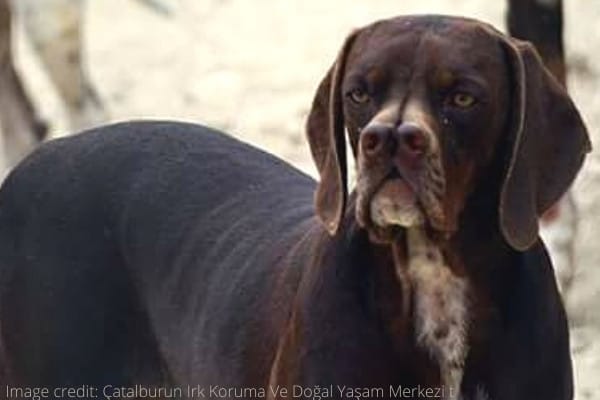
[[0, 15, 590, 400], [0, 121, 575, 399], [0, 122, 317, 388]]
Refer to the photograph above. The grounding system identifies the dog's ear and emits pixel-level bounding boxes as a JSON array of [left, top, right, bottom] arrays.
[[306, 30, 360, 235], [498, 37, 591, 250]]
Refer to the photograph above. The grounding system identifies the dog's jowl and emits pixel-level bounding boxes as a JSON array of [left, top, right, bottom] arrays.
[[0, 15, 590, 400]]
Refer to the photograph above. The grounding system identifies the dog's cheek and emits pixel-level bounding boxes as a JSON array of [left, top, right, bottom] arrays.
[[442, 163, 476, 231], [343, 108, 372, 150], [355, 153, 391, 230], [346, 124, 362, 151], [355, 158, 373, 227]]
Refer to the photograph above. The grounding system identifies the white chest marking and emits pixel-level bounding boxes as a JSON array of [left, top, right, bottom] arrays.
[[399, 228, 469, 400]]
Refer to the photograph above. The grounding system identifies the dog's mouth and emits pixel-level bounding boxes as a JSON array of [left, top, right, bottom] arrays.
[[369, 170, 425, 228], [356, 169, 428, 243]]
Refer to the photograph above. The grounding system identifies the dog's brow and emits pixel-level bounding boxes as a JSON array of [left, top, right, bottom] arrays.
[[365, 67, 386, 88], [453, 74, 489, 92], [433, 69, 455, 88], [431, 67, 489, 92]]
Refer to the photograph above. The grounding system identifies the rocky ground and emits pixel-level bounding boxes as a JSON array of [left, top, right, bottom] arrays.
[[8, 0, 600, 398]]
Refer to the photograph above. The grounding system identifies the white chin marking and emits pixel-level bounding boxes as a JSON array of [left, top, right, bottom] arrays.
[[370, 179, 424, 227]]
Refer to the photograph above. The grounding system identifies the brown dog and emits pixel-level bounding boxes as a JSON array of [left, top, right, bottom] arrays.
[[0, 15, 591, 400], [305, 14, 589, 399]]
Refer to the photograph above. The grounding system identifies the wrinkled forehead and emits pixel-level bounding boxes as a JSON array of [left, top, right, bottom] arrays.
[[346, 16, 506, 80]]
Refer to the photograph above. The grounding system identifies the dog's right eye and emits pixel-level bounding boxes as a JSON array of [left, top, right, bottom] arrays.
[[450, 92, 476, 108], [348, 88, 370, 104]]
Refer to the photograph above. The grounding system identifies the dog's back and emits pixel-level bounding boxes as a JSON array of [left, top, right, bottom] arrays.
[[0, 121, 317, 388]]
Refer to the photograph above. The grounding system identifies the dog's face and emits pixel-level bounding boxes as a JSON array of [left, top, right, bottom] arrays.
[[345, 20, 511, 240], [307, 16, 590, 249]]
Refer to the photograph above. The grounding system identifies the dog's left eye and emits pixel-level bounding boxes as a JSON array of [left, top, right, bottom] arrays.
[[348, 88, 370, 104], [449, 92, 476, 108]]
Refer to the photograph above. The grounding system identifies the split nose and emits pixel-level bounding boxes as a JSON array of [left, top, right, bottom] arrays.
[[360, 122, 428, 161]]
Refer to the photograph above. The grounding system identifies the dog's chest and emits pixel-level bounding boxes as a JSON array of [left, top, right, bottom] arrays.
[[395, 229, 470, 400]]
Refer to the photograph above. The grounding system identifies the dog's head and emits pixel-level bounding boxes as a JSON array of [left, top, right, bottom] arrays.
[[307, 15, 590, 249]]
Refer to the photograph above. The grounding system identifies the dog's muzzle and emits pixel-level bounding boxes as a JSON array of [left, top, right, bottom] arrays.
[[356, 122, 444, 233], [370, 175, 425, 228]]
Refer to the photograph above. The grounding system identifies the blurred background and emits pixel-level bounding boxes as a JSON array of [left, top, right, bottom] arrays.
[[1, 0, 598, 398]]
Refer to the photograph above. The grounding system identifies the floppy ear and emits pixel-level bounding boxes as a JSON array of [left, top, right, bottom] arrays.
[[499, 37, 591, 251], [306, 30, 360, 235]]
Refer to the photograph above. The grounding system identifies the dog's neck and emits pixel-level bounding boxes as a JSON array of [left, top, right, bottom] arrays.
[[269, 197, 509, 395], [350, 193, 508, 399]]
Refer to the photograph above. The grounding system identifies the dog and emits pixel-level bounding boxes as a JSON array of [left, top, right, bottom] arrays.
[[0, 15, 590, 400]]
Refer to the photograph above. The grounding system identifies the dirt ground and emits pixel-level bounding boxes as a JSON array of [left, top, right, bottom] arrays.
[[10, 0, 600, 398]]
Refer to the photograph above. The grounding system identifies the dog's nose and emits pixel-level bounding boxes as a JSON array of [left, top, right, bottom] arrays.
[[360, 123, 392, 157], [396, 123, 427, 159]]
